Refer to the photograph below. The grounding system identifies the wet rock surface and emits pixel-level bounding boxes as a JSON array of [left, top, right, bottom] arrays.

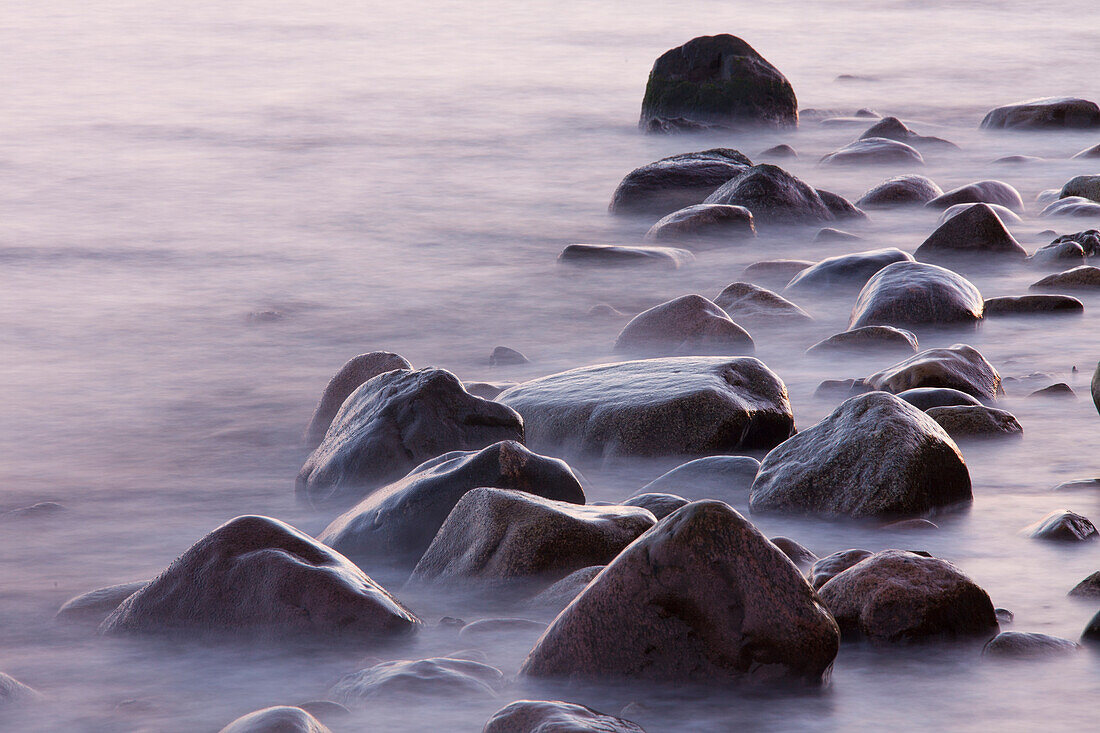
[[713, 281, 812, 324], [613, 294, 755, 356], [1069, 571, 1100, 598], [219, 706, 332, 733], [983, 295, 1083, 316], [702, 164, 836, 224], [925, 405, 1022, 438], [635, 455, 760, 501], [1023, 510, 1097, 541], [1030, 266, 1100, 291], [915, 203, 1028, 260], [787, 248, 913, 292], [808, 549, 874, 590], [609, 149, 752, 215], [857, 174, 943, 208], [982, 632, 1079, 659], [622, 492, 689, 519], [927, 180, 1024, 213], [330, 658, 503, 703], [862, 344, 1002, 401], [896, 387, 981, 410], [304, 351, 413, 450], [525, 566, 604, 613], [820, 137, 924, 166], [558, 244, 695, 268], [56, 580, 150, 624], [644, 204, 756, 243], [484, 700, 647, 733], [806, 326, 918, 355], [980, 97, 1100, 130], [849, 262, 984, 329]]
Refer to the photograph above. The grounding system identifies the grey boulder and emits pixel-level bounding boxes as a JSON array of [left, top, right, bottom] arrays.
[[609, 149, 752, 215], [330, 658, 503, 703], [787, 248, 913, 293], [713, 282, 812, 324], [981, 97, 1100, 130], [219, 707, 331, 733], [303, 352, 412, 450], [982, 631, 1079, 659], [635, 455, 760, 502], [896, 387, 981, 410], [862, 344, 1002, 401], [819, 137, 923, 166], [927, 180, 1024, 213], [1030, 266, 1100, 291], [644, 204, 756, 243], [1023, 510, 1097, 541], [558, 244, 694, 269], [984, 295, 1083, 316], [806, 326, 918, 356], [925, 405, 1022, 438], [484, 700, 646, 733], [613, 295, 754, 356], [56, 580, 149, 624], [857, 174, 943, 208], [849, 262, 984, 329], [703, 164, 836, 225], [915, 203, 1027, 260]]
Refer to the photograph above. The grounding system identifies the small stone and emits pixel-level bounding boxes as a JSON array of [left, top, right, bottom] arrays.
[[925, 405, 1023, 438], [559, 244, 694, 269], [484, 700, 647, 733], [760, 143, 797, 159], [330, 658, 503, 704], [983, 295, 1083, 317], [613, 294, 754, 356], [1068, 571, 1100, 598], [1023, 510, 1097, 541], [982, 632, 1079, 659], [1028, 383, 1076, 399], [489, 346, 529, 365]]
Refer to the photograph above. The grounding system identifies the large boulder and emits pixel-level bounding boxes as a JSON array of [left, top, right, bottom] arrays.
[[219, 707, 331, 733], [927, 181, 1024, 213], [296, 368, 524, 507], [915, 203, 1028, 260], [1030, 266, 1100, 291], [484, 700, 646, 733], [925, 405, 1022, 438], [498, 357, 794, 460], [849, 262, 984, 329], [1060, 175, 1100, 203], [702, 165, 835, 225], [408, 488, 655, 591], [819, 137, 924, 166], [558, 244, 694, 269], [520, 501, 839, 684], [318, 441, 585, 567], [980, 97, 1100, 130], [863, 344, 1002, 401], [303, 352, 412, 449], [749, 392, 971, 519], [786, 248, 913, 292], [818, 550, 998, 642], [100, 516, 420, 638], [639, 35, 798, 131], [330, 658, 503, 703], [613, 295, 754, 356], [712, 282, 812, 324], [609, 149, 751, 215], [857, 175, 943, 208], [806, 326, 918, 356], [644, 204, 756, 243], [56, 580, 149, 624], [1075, 143, 1100, 159]]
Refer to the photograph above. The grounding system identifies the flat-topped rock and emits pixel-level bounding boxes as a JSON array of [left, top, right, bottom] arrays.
[[863, 344, 1002, 401], [927, 181, 1024, 213], [609, 149, 752, 215], [806, 326, 918, 355], [713, 282, 812, 324], [897, 387, 980, 410], [304, 352, 413, 449], [703, 164, 835, 224], [787, 248, 913, 292], [857, 174, 943, 208], [981, 97, 1100, 130], [916, 203, 1027, 260], [558, 244, 694, 268], [984, 295, 1083, 316], [820, 137, 924, 166], [850, 262, 984, 329], [1031, 266, 1100, 291], [644, 204, 756, 243], [613, 294, 754, 356], [484, 700, 647, 733], [925, 405, 1022, 438], [983, 632, 1079, 659]]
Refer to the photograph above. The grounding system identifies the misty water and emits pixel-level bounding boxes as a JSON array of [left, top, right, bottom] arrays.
[[2, 0, 1100, 730]]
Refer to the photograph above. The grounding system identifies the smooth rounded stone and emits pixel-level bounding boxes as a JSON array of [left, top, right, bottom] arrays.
[[1039, 196, 1100, 218], [925, 405, 1022, 439], [526, 566, 604, 612], [1052, 477, 1100, 492], [498, 357, 794, 459], [786, 248, 913, 292], [1029, 383, 1076, 399], [613, 295, 754, 357], [644, 204, 756, 244], [856, 174, 943, 208], [808, 549, 873, 590], [702, 164, 835, 225], [819, 137, 924, 166], [1085, 610, 1100, 643], [1060, 174, 1100, 203], [330, 658, 503, 704], [816, 189, 867, 220], [1074, 143, 1100, 159], [484, 700, 646, 733], [56, 580, 149, 623], [303, 351, 413, 449], [520, 501, 840, 684], [558, 244, 694, 269], [980, 97, 1100, 130], [297, 367, 524, 507], [490, 346, 529, 366], [814, 227, 862, 242], [850, 262, 984, 330], [622, 492, 689, 519], [1069, 571, 1100, 598], [760, 143, 797, 159], [742, 258, 814, 286], [859, 116, 956, 147], [771, 537, 817, 569], [219, 706, 331, 733], [818, 550, 998, 642], [984, 295, 1083, 317], [1030, 240, 1087, 265], [939, 202, 1022, 225], [608, 149, 752, 215], [864, 344, 1002, 401], [806, 326, 918, 356], [100, 515, 420, 639], [882, 518, 939, 531], [465, 381, 515, 400], [458, 617, 548, 638], [982, 632, 1079, 659], [1023, 510, 1098, 542], [927, 181, 1024, 213], [915, 203, 1027, 260], [749, 392, 971, 519], [639, 35, 797, 130], [897, 387, 981, 410], [408, 488, 655, 590], [636, 455, 761, 501], [713, 282, 812, 324], [318, 441, 585, 567], [1030, 266, 1100, 291], [0, 671, 40, 707]]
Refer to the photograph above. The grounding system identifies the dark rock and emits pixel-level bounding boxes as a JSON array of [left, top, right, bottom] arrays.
[[464, 381, 515, 400], [742, 258, 814, 286], [1040, 197, 1100, 218], [297, 368, 523, 507], [1030, 266, 1100, 291], [939, 202, 1022, 225], [318, 441, 585, 567], [1023, 510, 1097, 541], [609, 149, 752, 215], [484, 700, 646, 733], [639, 35, 798, 130], [1044, 229, 1100, 257], [520, 501, 840, 684], [526, 566, 604, 612], [857, 175, 943, 208], [702, 164, 835, 224], [760, 144, 797, 159], [1028, 383, 1076, 398], [101, 515, 420, 638], [859, 116, 956, 148], [636, 455, 760, 501], [1059, 175, 1100, 203], [1094, 362, 1100, 416], [808, 549, 873, 590], [644, 204, 756, 244], [927, 181, 1024, 213], [786, 248, 913, 292], [613, 295, 754, 356], [219, 706, 331, 733], [896, 387, 981, 410], [56, 580, 149, 624], [408, 488, 655, 590], [814, 227, 862, 242], [816, 189, 868, 220], [882, 518, 939, 531], [458, 617, 548, 638], [304, 352, 413, 449], [916, 203, 1027, 260], [1073, 143, 1100, 159], [1030, 240, 1087, 265], [771, 537, 817, 569], [713, 282, 812, 324], [806, 326, 918, 356], [980, 97, 1100, 129], [622, 492, 689, 519], [982, 632, 1079, 659], [1085, 610, 1100, 643], [818, 550, 998, 642], [995, 608, 1014, 624], [984, 295, 1083, 316], [558, 244, 694, 268], [925, 405, 1022, 438], [498, 357, 795, 459], [643, 117, 724, 134], [330, 658, 503, 703], [490, 346, 529, 366], [863, 344, 1002, 401], [1069, 571, 1100, 598], [850, 262, 984, 330], [749, 392, 970, 519], [820, 137, 924, 166], [295, 701, 349, 723]]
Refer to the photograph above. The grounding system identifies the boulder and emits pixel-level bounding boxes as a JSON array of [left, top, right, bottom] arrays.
[[1023, 510, 1097, 541], [1040, 197, 1100, 218], [635, 455, 760, 501], [859, 116, 956, 147], [925, 405, 1022, 438], [609, 149, 752, 215], [993, 154, 1044, 164], [713, 282, 812, 324], [219, 707, 331, 733], [819, 137, 924, 166], [1074, 143, 1100, 159], [644, 204, 756, 243], [498, 357, 794, 459], [408, 488, 655, 590], [490, 346, 529, 366], [915, 203, 1027, 260], [330, 658, 503, 704], [849, 262, 984, 329], [818, 550, 998, 642], [981, 97, 1100, 130], [863, 344, 1002, 401], [297, 368, 524, 506], [558, 244, 694, 268], [1094, 362, 1100, 416], [816, 189, 867, 220], [982, 632, 1079, 659], [771, 537, 817, 569], [1030, 266, 1100, 291], [304, 352, 413, 449], [786, 248, 913, 292], [465, 381, 515, 400], [613, 295, 755, 356], [318, 441, 585, 567], [983, 295, 1083, 316], [702, 165, 835, 224], [1085, 610, 1100, 643], [808, 549, 874, 590], [760, 143, 797, 159], [927, 181, 1024, 213], [939, 202, 1022, 225], [806, 326, 918, 356], [1030, 240, 1087, 265], [484, 700, 646, 733], [56, 580, 149, 623], [525, 566, 604, 612], [1069, 571, 1100, 598], [896, 387, 981, 410], [519, 501, 840, 684], [1059, 175, 1100, 203], [857, 175, 943, 208], [1028, 383, 1075, 399], [1045, 229, 1100, 256], [458, 617, 547, 638], [749, 392, 971, 519], [882, 518, 939, 531], [639, 35, 798, 130], [622, 492, 689, 519], [100, 516, 420, 638], [742, 258, 814, 286]]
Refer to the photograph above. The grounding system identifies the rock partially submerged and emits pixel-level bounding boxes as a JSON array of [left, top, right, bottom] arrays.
[[849, 262, 984, 330], [857, 174, 943, 208], [742, 258, 814, 286], [525, 566, 604, 613], [0, 671, 40, 707], [806, 326, 918, 356], [1031, 266, 1100, 291], [1040, 197, 1100, 218], [484, 700, 647, 733], [644, 204, 756, 243], [896, 387, 980, 411], [788, 248, 915, 293], [819, 137, 924, 166], [925, 405, 1022, 438], [703, 164, 837, 224], [863, 344, 1002, 401], [622, 492, 689, 520], [939, 202, 1022, 225], [1059, 175, 1100, 203], [982, 632, 1079, 659], [331, 658, 503, 703], [56, 580, 149, 624], [713, 282, 812, 324], [859, 116, 956, 148], [983, 295, 1083, 316], [219, 707, 331, 733], [636, 455, 760, 501], [981, 97, 1100, 130], [1023, 510, 1097, 541], [558, 244, 694, 268], [1069, 571, 1100, 598], [915, 203, 1027, 260], [927, 181, 1024, 213], [808, 549, 874, 590], [609, 149, 752, 215], [304, 352, 413, 450], [613, 295, 755, 356]]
